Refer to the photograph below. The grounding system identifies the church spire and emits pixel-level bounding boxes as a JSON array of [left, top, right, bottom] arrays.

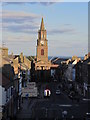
[[40, 17, 45, 30]]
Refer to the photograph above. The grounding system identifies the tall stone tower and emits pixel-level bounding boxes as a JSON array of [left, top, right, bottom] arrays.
[[31, 18, 58, 82], [36, 17, 48, 62]]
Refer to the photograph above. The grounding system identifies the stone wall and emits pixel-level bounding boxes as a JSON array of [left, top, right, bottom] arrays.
[[0, 47, 8, 57]]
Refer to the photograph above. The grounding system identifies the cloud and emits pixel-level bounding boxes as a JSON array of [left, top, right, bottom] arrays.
[[3, 22, 39, 34], [40, 2, 56, 6], [2, 10, 40, 20], [3, 33, 37, 43], [2, 2, 56, 6], [1, 10, 77, 36], [63, 24, 72, 26], [2, 10, 41, 33], [1, 10, 77, 35], [2, 2, 26, 6], [48, 27, 76, 34], [2, 0, 89, 2]]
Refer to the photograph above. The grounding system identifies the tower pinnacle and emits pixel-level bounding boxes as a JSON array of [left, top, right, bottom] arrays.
[[40, 17, 45, 30]]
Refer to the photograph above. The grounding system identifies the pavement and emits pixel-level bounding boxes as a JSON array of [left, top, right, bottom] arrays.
[[16, 98, 37, 119]]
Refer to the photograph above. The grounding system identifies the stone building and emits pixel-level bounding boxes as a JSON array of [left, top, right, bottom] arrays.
[[36, 17, 48, 63], [0, 47, 8, 57], [0, 60, 17, 120], [33, 18, 52, 82], [35, 18, 51, 71], [84, 52, 90, 60], [0, 47, 31, 119], [75, 54, 90, 97], [31, 18, 59, 82], [20, 52, 31, 70], [82, 57, 90, 97]]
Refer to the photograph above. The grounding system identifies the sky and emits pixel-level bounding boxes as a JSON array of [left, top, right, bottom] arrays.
[[1, 2, 88, 57]]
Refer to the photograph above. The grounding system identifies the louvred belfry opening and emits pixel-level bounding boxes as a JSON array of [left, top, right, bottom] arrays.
[[41, 49, 44, 55]]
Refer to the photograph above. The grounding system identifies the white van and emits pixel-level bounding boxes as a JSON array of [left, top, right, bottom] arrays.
[[44, 89, 51, 97]]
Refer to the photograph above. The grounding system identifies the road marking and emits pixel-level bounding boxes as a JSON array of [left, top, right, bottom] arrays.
[[59, 104, 72, 107], [51, 104, 79, 107], [83, 98, 90, 101], [86, 113, 90, 115]]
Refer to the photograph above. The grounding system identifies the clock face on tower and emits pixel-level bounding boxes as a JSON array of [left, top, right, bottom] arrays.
[[40, 40, 44, 45]]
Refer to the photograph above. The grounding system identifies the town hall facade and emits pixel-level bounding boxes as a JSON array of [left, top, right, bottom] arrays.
[[31, 18, 58, 82], [35, 18, 51, 71]]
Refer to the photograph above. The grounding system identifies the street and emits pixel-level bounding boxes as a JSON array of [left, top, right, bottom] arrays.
[[16, 81, 88, 120]]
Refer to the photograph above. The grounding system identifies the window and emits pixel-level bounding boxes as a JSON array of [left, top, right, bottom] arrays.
[[41, 49, 44, 55]]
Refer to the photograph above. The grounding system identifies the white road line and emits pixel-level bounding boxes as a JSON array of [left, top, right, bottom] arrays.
[[59, 104, 72, 107], [83, 98, 90, 101], [86, 113, 90, 115], [51, 104, 79, 107]]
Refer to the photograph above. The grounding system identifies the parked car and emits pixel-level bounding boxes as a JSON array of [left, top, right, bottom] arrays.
[[56, 89, 61, 95], [44, 89, 51, 97]]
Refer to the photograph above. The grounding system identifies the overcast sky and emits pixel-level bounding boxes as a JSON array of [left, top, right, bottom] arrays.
[[2, 2, 88, 57]]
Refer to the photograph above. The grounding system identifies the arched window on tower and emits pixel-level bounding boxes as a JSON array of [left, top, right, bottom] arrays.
[[41, 49, 44, 55]]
